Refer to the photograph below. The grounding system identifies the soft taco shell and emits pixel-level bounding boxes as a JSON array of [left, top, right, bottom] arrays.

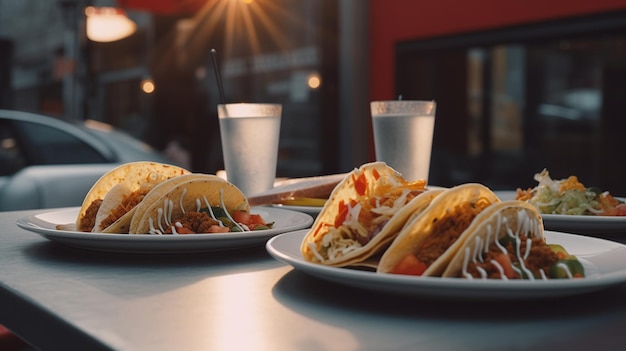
[[441, 201, 544, 278], [300, 162, 439, 267], [128, 173, 224, 234], [130, 176, 249, 234], [377, 183, 501, 276], [76, 161, 190, 232]]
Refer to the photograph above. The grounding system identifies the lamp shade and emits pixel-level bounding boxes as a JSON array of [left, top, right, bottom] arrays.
[[85, 6, 137, 42]]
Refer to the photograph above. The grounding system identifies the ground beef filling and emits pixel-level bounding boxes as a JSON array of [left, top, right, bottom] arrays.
[[165, 212, 223, 234], [100, 190, 148, 229], [413, 200, 490, 266], [465, 235, 558, 279], [78, 199, 103, 232]]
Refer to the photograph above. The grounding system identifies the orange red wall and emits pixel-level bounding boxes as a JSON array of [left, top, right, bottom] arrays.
[[369, 0, 626, 101]]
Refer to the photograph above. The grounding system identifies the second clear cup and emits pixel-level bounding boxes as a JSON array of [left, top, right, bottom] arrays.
[[218, 103, 282, 196], [370, 100, 436, 181]]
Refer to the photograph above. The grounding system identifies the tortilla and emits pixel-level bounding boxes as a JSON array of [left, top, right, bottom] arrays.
[[128, 173, 224, 234], [300, 161, 441, 267], [130, 175, 249, 234], [441, 200, 583, 279], [76, 161, 190, 233], [377, 183, 501, 276]]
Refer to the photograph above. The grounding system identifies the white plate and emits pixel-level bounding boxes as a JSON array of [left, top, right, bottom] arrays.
[[272, 204, 322, 216], [17, 207, 313, 254], [266, 230, 626, 300], [495, 190, 626, 234]]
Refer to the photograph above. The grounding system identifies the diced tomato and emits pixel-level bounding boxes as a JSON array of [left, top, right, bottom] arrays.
[[493, 253, 516, 279], [334, 200, 349, 227], [372, 169, 380, 180], [231, 211, 268, 229], [248, 214, 266, 225], [232, 210, 250, 224], [354, 172, 367, 196], [391, 254, 428, 276]]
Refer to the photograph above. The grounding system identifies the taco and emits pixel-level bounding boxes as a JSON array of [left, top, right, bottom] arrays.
[[377, 183, 500, 276], [127, 173, 224, 234], [441, 200, 585, 279], [300, 162, 441, 267], [76, 161, 190, 233], [130, 175, 271, 234]]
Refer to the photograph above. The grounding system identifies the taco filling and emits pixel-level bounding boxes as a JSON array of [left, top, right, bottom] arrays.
[[97, 185, 151, 231], [77, 199, 103, 232], [146, 189, 273, 235], [443, 202, 585, 280], [458, 232, 584, 280], [389, 197, 491, 275], [307, 171, 426, 262]]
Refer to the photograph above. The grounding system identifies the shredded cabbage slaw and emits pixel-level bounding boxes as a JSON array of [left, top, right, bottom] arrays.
[[309, 174, 426, 263], [516, 169, 626, 216]]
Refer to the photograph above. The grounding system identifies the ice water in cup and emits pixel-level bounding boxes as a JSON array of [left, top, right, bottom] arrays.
[[218, 103, 282, 196], [371, 100, 436, 181]]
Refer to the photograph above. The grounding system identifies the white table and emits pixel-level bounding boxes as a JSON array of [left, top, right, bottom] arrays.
[[2, 209, 626, 351]]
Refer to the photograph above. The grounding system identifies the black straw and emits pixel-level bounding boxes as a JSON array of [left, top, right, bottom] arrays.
[[210, 48, 226, 104]]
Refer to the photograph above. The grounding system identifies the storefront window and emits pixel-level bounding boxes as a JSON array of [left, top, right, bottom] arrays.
[[397, 11, 626, 194]]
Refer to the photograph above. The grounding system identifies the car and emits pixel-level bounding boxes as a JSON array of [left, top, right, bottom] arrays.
[[0, 109, 176, 211]]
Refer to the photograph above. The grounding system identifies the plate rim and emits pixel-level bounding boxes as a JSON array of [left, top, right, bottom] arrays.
[[266, 229, 626, 299], [16, 206, 314, 253]]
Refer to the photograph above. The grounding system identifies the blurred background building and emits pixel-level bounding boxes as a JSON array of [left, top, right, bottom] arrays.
[[1, 0, 626, 193]]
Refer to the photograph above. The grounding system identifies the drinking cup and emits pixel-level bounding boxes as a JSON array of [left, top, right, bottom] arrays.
[[218, 103, 282, 196], [370, 100, 436, 181]]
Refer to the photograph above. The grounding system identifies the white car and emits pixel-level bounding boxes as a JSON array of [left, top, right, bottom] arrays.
[[0, 109, 174, 211]]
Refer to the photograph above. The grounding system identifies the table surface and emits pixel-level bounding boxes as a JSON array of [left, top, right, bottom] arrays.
[[3, 208, 626, 351]]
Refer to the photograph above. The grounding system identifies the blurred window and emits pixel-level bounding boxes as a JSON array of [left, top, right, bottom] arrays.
[[397, 11, 626, 194]]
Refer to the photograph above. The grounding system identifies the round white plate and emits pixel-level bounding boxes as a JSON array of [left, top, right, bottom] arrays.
[[17, 207, 313, 254], [272, 204, 322, 216], [266, 229, 626, 300], [495, 190, 626, 234]]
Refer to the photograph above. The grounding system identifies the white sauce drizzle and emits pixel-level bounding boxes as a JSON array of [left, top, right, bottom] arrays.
[[171, 222, 182, 235], [462, 247, 473, 279], [483, 226, 493, 257], [148, 217, 161, 235], [469, 236, 481, 264], [490, 259, 508, 281], [180, 188, 187, 214], [163, 199, 173, 226], [557, 262, 574, 278], [218, 188, 246, 232], [202, 196, 225, 227], [146, 186, 251, 234], [476, 266, 488, 279], [459, 208, 554, 280], [523, 238, 532, 260]]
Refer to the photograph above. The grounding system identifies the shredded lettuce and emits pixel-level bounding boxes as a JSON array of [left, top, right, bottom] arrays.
[[521, 169, 605, 215]]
